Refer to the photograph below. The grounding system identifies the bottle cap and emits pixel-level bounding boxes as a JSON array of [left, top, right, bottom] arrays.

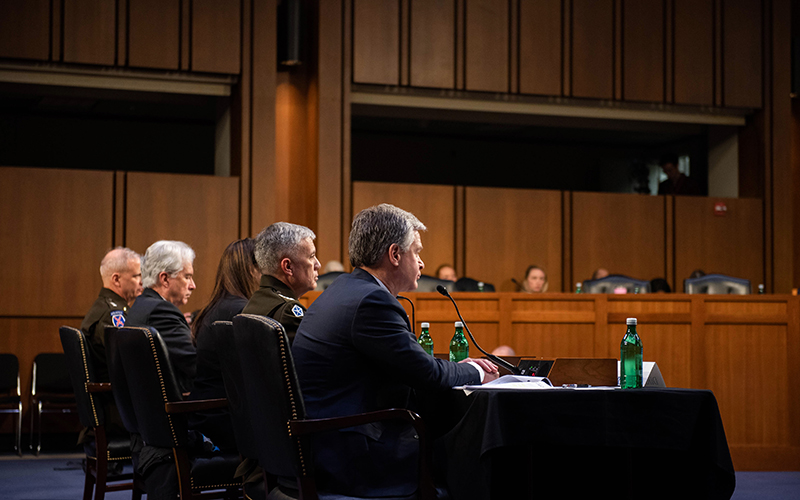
[[420, 322, 430, 328], [626, 318, 637, 325], [454, 321, 464, 328], [576, 282, 582, 287]]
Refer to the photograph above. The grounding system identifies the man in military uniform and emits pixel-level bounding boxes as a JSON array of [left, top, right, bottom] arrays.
[[243, 222, 321, 344], [81, 247, 143, 382]]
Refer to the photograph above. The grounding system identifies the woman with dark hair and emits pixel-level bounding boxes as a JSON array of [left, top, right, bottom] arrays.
[[189, 238, 260, 451]]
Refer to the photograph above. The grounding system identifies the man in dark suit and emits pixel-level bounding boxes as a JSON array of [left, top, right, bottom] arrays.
[[293, 203, 498, 498], [126, 240, 197, 394]]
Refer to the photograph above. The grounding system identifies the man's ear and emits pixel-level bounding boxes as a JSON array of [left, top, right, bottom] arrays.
[[280, 257, 293, 277], [388, 243, 401, 267], [158, 271, 170, 288], [110, 272, 121, 287]]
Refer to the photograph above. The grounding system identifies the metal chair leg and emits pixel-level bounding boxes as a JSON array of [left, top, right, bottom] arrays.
[[15, 401, 22, 456], [34, 401, 42, 456]]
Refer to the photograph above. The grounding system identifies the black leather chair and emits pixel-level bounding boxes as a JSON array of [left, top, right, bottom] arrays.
[[684, 273, 751, 294], [416, 275, 455, 293], [454, 277, 496, 292], [59, 326, 138, 500], [0, 353, 22, 455], [109, 326, 240, 500], [582, 275, 651, 294], [314, 272, 345, 291], [29, 352, 78, 455], [232, 313, 436, 500]]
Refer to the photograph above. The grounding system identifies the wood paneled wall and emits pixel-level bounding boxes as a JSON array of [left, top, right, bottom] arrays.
[[354, 181, 764, 293], [297, 291, 800, 471], [0, 0, 241, 73], [350, 0, 763, 108]]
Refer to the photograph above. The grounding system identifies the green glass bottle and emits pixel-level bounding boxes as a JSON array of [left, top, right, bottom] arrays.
[[575, 282, 583, 294], [758, 284, 765, 295], [620, 317, 643, 389], [449, 321, 469, 362], [418, 322, 434, 356]]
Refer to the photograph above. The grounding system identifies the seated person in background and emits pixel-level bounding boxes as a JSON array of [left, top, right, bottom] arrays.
[[690, 269, 706, 280], [127, 240, 197, 394], [81, 247, 143, 383], [650, 278, 672, 293], [436, 263, 458, 282], [323, 260, 345, 273], [242, 222, 320, 344], [592, 267, 610, 280], [292, 203, 498, 498], [657, 153, 700, 195], [189, 238, 260, 452], [492, 345, 516, 357], [521, 265, 548, 293]]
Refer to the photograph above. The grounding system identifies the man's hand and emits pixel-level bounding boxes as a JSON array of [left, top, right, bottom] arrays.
[[459, 357, 500, 384]]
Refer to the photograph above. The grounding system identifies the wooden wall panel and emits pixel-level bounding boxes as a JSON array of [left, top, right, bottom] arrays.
[[723, 0, 762, 108], [518, 0, 562, 96], [622, 0, 663, 102], [352, 182, 455, 278], [410, 0, 455, 89], [353, 0, 400, 85], [673, 0, 714, 105], [191, 0, 241, 74], [0, 167, 114, 317], [127, 0, 180, 69], [464, 0, 509, 92], [63, 0, 117, 65], [0, 0, 50, 60], [674, 196, 763, 291], [465, 187, 562, 292], [571, 192, 666, 285], [125, 172, 240, 313], [571, 0, 614, 99]]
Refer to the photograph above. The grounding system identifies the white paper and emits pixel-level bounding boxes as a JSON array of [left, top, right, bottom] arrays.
[[456, 375, 554, 394]]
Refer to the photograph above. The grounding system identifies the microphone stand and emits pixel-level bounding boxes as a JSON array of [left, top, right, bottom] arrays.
[[436, 285, 522, 375]]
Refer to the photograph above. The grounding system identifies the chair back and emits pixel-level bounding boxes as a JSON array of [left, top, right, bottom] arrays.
[[114, 326, 187, 448], [210, 321, 258, 460], [104, 327, 139, 434], [314, 271, 345, 291], [58, 326, 104, 428], [684, 274, 751, 294], [31, 353, 73, 396], [416, 274, 455, 293], [0, 354, 20, 396], [232, 314, 309, 479], [583, 275, 651, 294], [454, 277, 496, 292]]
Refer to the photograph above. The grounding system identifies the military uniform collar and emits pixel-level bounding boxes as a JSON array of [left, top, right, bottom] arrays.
[[99, 287, 129, 311], [261, 275, 297, 300]]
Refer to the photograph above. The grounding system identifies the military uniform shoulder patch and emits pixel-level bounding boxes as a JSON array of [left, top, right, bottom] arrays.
[[291, 304, 304, 318], [110, 310, 126, 328]]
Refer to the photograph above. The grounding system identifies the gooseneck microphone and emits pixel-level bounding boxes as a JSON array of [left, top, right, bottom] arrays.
[[436, 285, 521, 375]]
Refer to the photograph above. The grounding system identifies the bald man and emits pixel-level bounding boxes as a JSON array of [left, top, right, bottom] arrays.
[[80, 247, 143, 382]]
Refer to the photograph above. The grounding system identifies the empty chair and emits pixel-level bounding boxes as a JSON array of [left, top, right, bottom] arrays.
[[582, 275, 651, 294], [416, 274, 455, 293], [30, 352, 78, 455], [314, 271, 345, 291], [59, 326, 138, 500], [232, 313, 436, 500], [454, 277, 496, 292], [684, 274, 751, 295], [0, 353, 22, 455], [110, 326, 240, 500]]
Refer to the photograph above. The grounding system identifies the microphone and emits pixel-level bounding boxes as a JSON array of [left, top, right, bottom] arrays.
[[396, 295, 415, 336], [436, 285, 521, 375]]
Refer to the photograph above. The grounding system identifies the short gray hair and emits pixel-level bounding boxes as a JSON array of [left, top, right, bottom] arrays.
[[255, 222, 316, 275], [141, 240, 195, 288], [100, 247, 140, 279], [349, 204, 426, 268]]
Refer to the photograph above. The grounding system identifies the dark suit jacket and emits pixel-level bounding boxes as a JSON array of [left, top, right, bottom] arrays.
[[292, 267, 479, 497], [127, 288, 197, 393], [187, 292, 247, 451]]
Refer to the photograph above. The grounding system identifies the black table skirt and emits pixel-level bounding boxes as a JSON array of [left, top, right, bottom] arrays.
[[419, 388, 735, 500]]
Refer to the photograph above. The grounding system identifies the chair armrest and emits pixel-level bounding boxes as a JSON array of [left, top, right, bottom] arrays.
[[86, 382, 112, 393], [165, 398, 227, 414], [290, 408, 424, 437]]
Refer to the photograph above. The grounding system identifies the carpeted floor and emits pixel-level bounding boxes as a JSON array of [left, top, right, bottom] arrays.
[[1, 454, 799, 499]]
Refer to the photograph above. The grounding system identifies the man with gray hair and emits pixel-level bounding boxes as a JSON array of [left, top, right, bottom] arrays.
[[242, 222, 320, 343], [81, 247, 143, 382], [292, 204, 498, 498], [127, 240, 197, 393]]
